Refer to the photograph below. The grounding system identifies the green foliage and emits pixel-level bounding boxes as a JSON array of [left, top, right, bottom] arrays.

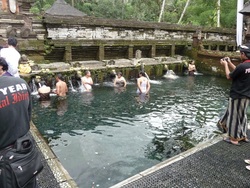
[[30, 0, 244, 28], [91, 0, 124, 19], [220, 0, 237, 28], [30, 0, 54, 14], [78, 3, 93, 16], [127, 0, 160, 21]]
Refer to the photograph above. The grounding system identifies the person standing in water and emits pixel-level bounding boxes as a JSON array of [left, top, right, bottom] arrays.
[[137, 71, 150, 94], [38, 81, 51, 101], [114, 72, 127, 88], [188, 60, 197, 76], [81, 70, 93, 92], [54, 74, 68, 99]]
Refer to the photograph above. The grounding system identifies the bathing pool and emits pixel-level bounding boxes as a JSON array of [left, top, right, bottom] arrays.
[[32, 75, 231, 188]]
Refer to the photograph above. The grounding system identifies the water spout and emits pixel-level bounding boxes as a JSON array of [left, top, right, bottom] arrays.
[[68, 79, 77, 92], [144, 72, 150, 80], [51, 79, 56, 91], [31, 78, 38, 95], [145, 72, 162, 85], [77, 80, 81, 88], [141, 62, 145, 72], [163, 70, 179, 80]]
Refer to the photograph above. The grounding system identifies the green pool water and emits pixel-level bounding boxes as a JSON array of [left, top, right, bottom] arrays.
[[32, 75, 231, 188]]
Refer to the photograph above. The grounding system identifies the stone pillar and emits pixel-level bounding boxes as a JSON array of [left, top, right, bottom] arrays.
[[244, 17, 250, 43], [150, 44, 156, 58], [192, 30, 203, 49], [225, 45, 228, 51], [171, 44, 175, 56], [98, 45, 104, 61], [128, 45, 133, 59], [64, 46, 72, 62]]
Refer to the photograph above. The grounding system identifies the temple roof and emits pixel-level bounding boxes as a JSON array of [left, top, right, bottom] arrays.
[[239, 3, 250, 15], [45, 0, 86, 17]]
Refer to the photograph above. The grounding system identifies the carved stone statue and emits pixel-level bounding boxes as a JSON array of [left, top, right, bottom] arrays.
[[19, 54, 32, 74], [135, 49, 142, 59]]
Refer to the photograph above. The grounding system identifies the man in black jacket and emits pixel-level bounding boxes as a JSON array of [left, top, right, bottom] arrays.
[[0, 57, 39, 188]]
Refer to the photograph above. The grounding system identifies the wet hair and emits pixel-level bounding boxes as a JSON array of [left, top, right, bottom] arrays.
[[8, 37, 17, 47], [40, 80, 46, 86], [85, 70, 91, 75], [56, 73, 63, 80], [139, 71, 145, 77], [117, 72, 122, 76], [0, 57, 8, 71]]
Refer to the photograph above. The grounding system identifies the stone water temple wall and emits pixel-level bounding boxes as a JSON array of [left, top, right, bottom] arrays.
[[0, 0, 237, 63], [0, 0, 241, 84], [42, 0, 237, 63]]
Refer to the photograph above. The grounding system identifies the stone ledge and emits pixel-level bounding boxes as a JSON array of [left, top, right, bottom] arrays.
[[30, 121, 78, 188]]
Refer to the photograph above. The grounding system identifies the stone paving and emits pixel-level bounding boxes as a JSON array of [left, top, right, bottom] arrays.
[[111, 132, 250, 188], [30, 122, 78, 188]]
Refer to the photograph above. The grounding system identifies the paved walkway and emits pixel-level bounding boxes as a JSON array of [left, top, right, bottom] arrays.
[[30, 122, 78, 188], [111, 132, 250, 188]]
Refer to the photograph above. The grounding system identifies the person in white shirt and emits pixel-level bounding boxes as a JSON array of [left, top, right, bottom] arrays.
[[38, 81, 51, 101], [137, 71, 150, 94], [0, 37, 21, 77], [81, 70, 93, 92]]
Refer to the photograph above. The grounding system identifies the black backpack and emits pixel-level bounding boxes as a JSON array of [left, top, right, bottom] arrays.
[[0, 133, 43, 188]]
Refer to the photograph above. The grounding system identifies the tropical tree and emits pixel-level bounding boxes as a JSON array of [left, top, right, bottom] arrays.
[[30, 0, 54, 14], [158, 0, 166, 22], [30, 0, 244, 28], [178, 0, 191, 24]]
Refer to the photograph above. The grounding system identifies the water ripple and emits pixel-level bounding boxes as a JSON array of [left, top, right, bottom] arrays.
[[32, 76, 232, 188]]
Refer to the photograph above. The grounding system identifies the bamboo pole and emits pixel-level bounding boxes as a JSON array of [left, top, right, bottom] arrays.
[[217, 0, 221, 27], [158, 0, 166, 22], [178, 0, 191, 24]]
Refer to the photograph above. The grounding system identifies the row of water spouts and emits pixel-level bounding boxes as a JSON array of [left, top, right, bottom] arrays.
[[30, 67, 178, 96]]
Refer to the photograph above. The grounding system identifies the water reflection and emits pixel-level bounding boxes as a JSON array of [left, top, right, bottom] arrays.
[[80, 91, 94, 105], [135, 93, 150, 104], [114, 87, 126, 94], [32, 76, 231, 188], [40, 100, 51, 108], [56, 98, 68, 116], [187, 75, 195, 90]]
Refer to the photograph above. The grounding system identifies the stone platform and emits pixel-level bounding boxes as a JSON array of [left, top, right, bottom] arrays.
[[30, 122, 78, 188], [111, 132, 250, 188]]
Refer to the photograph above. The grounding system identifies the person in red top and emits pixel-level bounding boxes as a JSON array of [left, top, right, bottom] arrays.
[[217, 44, 250, 146]]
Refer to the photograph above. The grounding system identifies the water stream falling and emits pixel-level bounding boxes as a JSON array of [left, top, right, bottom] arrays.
[[68, 79, 77, 92], [31, 78, 38, 95]]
